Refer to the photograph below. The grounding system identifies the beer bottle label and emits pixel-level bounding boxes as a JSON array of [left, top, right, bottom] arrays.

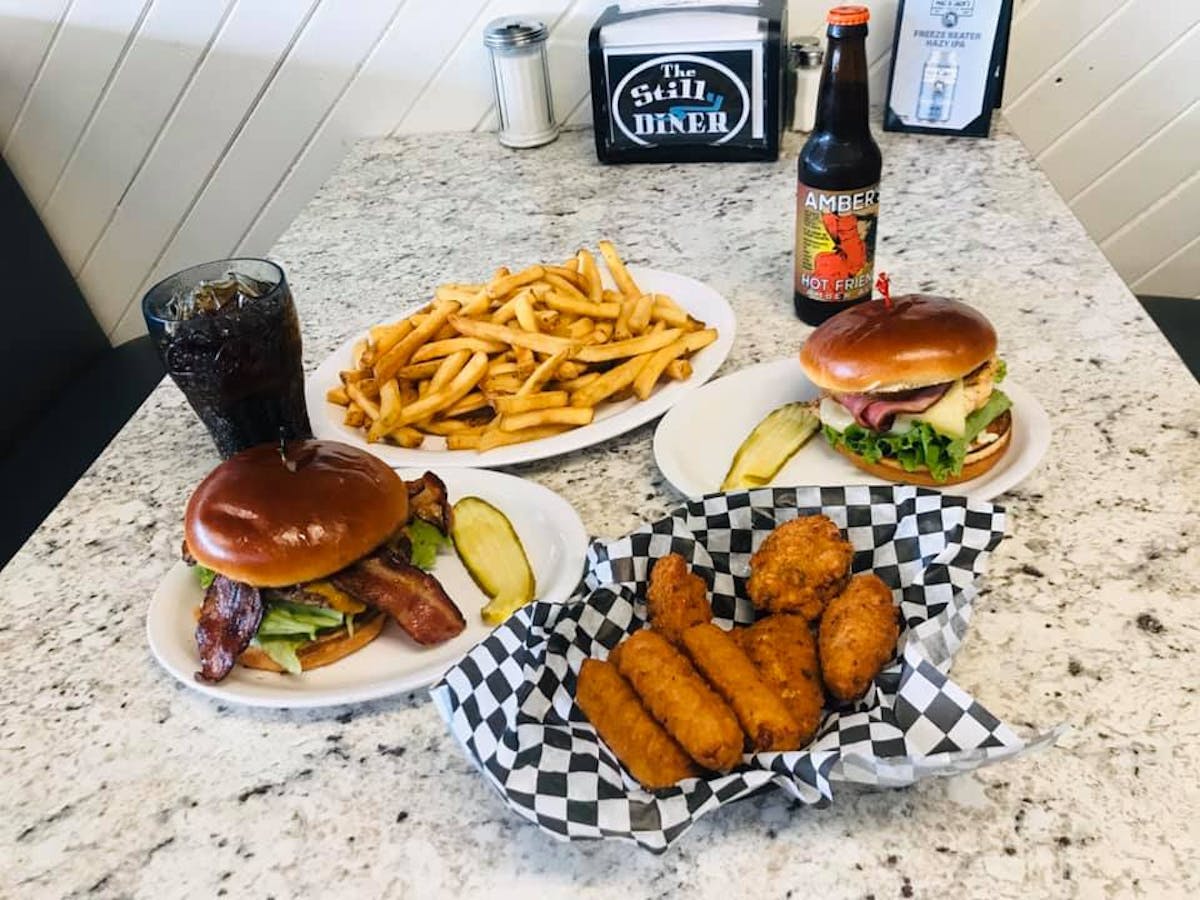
[[795, 183, 879, 303]]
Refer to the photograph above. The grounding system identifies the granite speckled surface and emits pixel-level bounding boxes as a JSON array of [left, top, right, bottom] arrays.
[[3, 123, 1199, 899]]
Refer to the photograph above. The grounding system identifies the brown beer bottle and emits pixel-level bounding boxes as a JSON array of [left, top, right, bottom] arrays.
[[794, 6, 881, 325]]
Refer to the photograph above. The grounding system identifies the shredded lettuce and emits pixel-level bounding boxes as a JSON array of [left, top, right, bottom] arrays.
[[824, 390, 1012, 482], [194, 564, 217, 590], [994, 358, 1007, 383], [404, 520, 449, 571]]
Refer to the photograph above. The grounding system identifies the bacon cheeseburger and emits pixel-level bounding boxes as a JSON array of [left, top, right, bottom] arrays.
[[799, 295, 1012, 486], [183, 440, 464, 683]]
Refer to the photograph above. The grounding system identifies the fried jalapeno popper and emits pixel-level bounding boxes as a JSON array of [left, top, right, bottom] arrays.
[[747, 514, 854, 620], [681, 623, 802, 752], [646, 553, 710, 645], [736, 614, 825, 745], [818, 572, 900, 701], [611, 629, 743, 772], [576, 658, 700, 789]]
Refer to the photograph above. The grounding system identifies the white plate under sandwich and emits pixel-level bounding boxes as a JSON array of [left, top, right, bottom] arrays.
[[306, 267, 736, 468], [653, 358, 1051, 501], [146, 468, 588, 709]]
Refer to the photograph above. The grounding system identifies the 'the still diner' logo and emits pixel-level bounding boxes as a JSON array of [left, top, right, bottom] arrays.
[[611, 53, 750, 147]]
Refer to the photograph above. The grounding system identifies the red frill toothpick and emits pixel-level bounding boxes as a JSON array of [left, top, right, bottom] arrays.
[[876, 272, 893, 311]]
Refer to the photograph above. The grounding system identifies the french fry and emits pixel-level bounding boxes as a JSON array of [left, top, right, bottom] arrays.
[[417, 419, 487, 436], [339, 368, 366, 385], [543, 272, 588, 304], [566, 317, 594, 340], [590, 322, 614, 344], [513, 345, 535, 371], [632, 328, 717, 400], [651, 299, 699, 330], [628, 293, 654, 334], [442, 391, 493, 418], [487, 265, 545, 300], [346, 383, 380, 420], [500, 406, 594, 432], [514, 290, 540, 332], [517, 347, 570, 396], [375, 301, 459, 382], [493, 391, 569, 416], [436, 285, 483, 305], [367, 379, 403, 442], [430, 349, 471, 392], [571, 353, 652, 408], [383, 426, 425, 449], [555, 360, 588, 381], [446, 433, 482, 450], [478, 424, 571, 452], [574, 328, 681, 364], [614, 297, 635, 341], [394, 359, 443, 381], [484, 373, 526, 395], [326, 385, 350, 406], [543, 266, 588, 293], [344, 405, 366, 428], [491, 294, 520, 324], [411, 337, 507, 363], [577, 248, 603, 303], [665, 358, 692, 380], [598, 239, 641, 300], [370, 320, 412, 356], [395, 352, 489, 427], [543, 292, 621, 321], [460, 289, 491, 317], [448, 315, 575, 356], [534, 309, 559, 330], [352, 338, 370, 369], [557, 371, 600, 393]]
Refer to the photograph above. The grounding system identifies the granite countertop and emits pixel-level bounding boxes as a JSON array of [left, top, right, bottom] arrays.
[[3, 123, 1198, 899]]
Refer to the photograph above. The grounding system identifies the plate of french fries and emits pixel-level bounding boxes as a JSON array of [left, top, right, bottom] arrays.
[[307, 241, 735, 467]]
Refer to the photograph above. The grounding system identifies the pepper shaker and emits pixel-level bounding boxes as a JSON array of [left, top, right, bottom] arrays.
[[484, 18, 559, 149]]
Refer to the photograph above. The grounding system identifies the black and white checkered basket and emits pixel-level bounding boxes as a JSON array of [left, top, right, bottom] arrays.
[[431, 485, 1062, 851]]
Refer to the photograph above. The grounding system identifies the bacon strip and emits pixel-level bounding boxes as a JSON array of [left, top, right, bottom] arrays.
[[332, 553, 465, 645], [834, 383, 950, 432], [195, 575, 263, 683]]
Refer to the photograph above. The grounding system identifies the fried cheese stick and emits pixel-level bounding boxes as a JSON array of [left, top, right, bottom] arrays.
[[611, 629, 743, 772], [736, 614, 825, 746], [646, 553, 710, 645], [819, 573, 900, 701], [682, 623, 802, 752], [576, 658, 700, 789]]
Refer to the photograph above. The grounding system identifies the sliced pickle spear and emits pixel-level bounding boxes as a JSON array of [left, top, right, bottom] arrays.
[[451, 496, 536, 626], [721, 402, 820, 491]]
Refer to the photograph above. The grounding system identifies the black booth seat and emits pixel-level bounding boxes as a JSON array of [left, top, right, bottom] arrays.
[[0, 158, 163, 570]]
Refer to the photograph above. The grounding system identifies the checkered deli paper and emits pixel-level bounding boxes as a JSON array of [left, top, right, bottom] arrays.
[[430, 485, 1062, 851]]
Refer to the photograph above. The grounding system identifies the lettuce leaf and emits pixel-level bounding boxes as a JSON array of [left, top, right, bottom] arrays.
[[405, 520, 448, 571], [250, 636, 305, 675], [824, 389, 1012, 482], [194, 565, 217, 590], [257, 601, 344, 641], [994, 358, 1007, 383]]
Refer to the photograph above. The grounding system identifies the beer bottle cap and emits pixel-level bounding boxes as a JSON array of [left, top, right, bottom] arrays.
[[827, 6, 870, 25]]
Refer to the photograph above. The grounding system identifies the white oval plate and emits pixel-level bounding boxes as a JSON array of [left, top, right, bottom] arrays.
[[146, 468, 588, 708], [653, 358, 1051, 501], [306, 266, 736, 468]]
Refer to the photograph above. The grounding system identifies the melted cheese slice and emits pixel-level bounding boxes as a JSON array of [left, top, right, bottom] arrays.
[[819, 396, 858, 432], [891, 379, 968, 438]]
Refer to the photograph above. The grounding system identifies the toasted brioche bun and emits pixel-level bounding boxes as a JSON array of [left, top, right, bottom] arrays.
[[185, 440, 408, 587], [800, 295, 997, 393], [832, 411, 1012, 486], [238, 610, 387, 673]]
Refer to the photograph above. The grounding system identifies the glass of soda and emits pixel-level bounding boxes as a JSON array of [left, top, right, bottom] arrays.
[[142, 258, 313, 458]]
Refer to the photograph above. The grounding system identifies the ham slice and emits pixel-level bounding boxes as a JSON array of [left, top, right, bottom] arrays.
[[834, 383, 950, 432]]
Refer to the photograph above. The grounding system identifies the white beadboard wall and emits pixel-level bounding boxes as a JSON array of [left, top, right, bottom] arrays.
[[0, 0, 1196, 346]]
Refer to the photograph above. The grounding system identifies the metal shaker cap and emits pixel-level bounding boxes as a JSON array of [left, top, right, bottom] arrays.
[[484, 18, 548, 48], [789, 37, 824, 68]]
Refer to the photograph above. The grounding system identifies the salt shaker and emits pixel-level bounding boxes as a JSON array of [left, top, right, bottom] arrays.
[[483, 18, 558, 148], [788, 37, 824, 133]]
